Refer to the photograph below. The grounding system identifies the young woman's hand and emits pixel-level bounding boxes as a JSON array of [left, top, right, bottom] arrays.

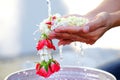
[[49, 12, 113, 45]]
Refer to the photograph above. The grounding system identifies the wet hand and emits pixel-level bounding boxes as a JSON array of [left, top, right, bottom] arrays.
[[49, 12, 113, 45]]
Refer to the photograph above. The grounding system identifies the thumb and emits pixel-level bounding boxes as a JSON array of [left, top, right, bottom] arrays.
[[82, 16, 103, 33], [82, 12, 108, 33]]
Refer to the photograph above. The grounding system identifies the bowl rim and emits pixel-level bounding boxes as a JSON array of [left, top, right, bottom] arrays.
[[4, 66, 117, 80]]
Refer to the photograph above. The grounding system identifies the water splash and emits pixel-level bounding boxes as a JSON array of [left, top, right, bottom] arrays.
[[59, 45, 63, 70], [59, 45, 63, 61], [46, 0, 64, 68], [72, 42, 84, 55], [46, 0, 52, 16], [70, 42, 85, 66]]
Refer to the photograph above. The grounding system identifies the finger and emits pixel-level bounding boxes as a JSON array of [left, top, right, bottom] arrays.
[[58, 38, 94, 45], [54, 26, 83, 34], [58, 39, 73, 46], [55, 32, 75, 40], [82, 26, 108, 44], [82, 19, 102, 33], [86, 39, 95, 45], [49, 31, 70, 39], [49, 30, 82, 39], [49, 31, 56, 39], [49, 29, 92, 44], [82, 12, 108, 33], [51, 32, 86, 41]]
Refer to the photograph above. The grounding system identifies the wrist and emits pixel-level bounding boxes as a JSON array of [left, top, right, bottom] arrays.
[[110, 11, 120, 28]]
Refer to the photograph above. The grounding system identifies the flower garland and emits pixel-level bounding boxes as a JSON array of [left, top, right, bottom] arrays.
[[35, 14, 88, 78]]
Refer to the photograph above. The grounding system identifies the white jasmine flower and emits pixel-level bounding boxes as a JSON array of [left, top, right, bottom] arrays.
[[38, 13, 89, 37]]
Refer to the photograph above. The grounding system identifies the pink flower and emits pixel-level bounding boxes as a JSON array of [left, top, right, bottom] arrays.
[[50, 60, 60, 73], [36, 63, 52, 78], [36, 39, 56, 51], [46, 39, 56, 50], [35, 59, 60, 78], [52, 16, 56, 20], [45, 16, 56, 29]]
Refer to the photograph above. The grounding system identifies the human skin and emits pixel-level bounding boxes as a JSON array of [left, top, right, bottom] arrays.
[[49, 0, 120, 45]]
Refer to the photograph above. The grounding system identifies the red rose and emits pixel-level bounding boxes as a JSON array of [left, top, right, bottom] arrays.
[[35, 59, 60, 78], [45, 21, 52, 25], [45, 21, 52, 29], [46, 39, 56, 50], [36, 63, 53, 78], [36, 40, 45, 50], [50, 60, 60, 73], [36, 39, 56, 51], [36, 63, 40, 71], [52, 16, 56, 20]]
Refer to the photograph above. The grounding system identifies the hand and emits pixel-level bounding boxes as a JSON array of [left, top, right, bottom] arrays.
[[49, 12, 113, 45]]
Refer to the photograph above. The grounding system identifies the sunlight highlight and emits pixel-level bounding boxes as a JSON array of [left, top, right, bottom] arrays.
[[63, 0, 103, 15]]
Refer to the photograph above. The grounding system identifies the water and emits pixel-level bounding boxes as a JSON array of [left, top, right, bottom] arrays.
[[71, 42, 84, 55], [46, 0, 85, 66], [59, 45, 63, 64], [46, 0, 52, 16], [70, 42, 85, 66], [46, 0, 64, 64], [32, 0, 53, 63]]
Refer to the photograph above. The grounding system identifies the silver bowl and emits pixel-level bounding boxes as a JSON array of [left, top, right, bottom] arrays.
[[5, 67, 116, 80]]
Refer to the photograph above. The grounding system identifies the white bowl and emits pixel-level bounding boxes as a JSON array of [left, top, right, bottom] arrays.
[[5, 67, 116, 80]]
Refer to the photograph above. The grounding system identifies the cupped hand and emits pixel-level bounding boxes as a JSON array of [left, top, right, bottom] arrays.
[[49, 12, 113, 45]]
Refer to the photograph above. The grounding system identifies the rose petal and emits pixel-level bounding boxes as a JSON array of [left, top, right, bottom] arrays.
[[37, 67, 51, 78], [50, 60, 60, 73], [52, 16, 56, 20], [46, 39, 56, 50], [36, 63, 40, 70], [36, 62, 53, 78], [36, 40, 46, 50], [45, 21, 52, 25]]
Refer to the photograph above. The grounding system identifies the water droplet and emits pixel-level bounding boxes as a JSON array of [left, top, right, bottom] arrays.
[[17, 72, 20, 75], [46, 0, 52, 16], [34, 38, 37, 41], [36, 24, 39, 26], [23, 71, 26, 74], [33, 29, 39, 35], [25, 72, 28, 75], [60, 68, 63, 71], [84, 68, 87, 72]]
